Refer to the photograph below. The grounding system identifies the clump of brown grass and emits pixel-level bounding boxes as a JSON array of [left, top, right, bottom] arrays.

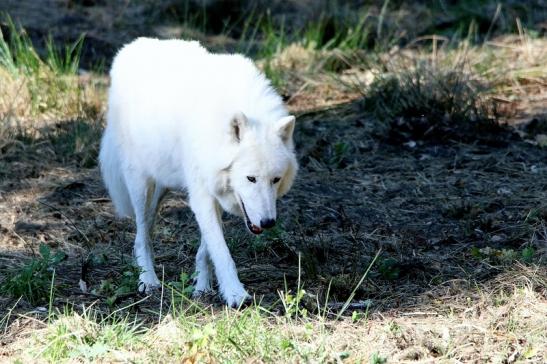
[[360, 57, 508, 143]]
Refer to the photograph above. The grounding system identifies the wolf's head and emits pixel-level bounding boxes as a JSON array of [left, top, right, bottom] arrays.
[[223, 112, 297, 235]]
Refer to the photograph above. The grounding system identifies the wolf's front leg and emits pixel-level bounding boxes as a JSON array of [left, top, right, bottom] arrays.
[[189, 189, 250, 307]]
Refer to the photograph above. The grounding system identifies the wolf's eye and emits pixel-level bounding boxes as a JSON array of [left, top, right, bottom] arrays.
[[272, 177, 281, 184], [247, 176, 256, 183]]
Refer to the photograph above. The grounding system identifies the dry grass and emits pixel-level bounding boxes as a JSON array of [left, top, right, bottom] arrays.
[[3, 265, 545, 362], [274, 35, 547, 120], [0, 67, 106, 138]]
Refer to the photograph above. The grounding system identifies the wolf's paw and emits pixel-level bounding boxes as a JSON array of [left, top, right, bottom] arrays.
[[221, 283, 251, 308], [192, 273, 212, 298], [193, 277, 211, 294], [138, 272, 161, 294], [192, 288, 212, 298]]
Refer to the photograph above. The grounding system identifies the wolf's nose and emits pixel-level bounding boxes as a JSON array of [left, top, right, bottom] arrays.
[[260, 218, 276, 229]]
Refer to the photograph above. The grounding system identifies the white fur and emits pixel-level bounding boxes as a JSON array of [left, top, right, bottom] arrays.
[[99, 38, 297, 306]]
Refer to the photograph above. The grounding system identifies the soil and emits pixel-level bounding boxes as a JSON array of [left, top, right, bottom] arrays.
[[1, 100, 546, 318]]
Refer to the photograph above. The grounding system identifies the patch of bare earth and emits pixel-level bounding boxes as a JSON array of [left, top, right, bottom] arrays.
[[1, 94, 546, 360]]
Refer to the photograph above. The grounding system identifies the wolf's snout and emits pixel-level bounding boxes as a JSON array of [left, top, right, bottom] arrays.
[[260, 218, 276, 229]]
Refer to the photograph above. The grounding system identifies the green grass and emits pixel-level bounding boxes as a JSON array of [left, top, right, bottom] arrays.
[[29, 303, 326, 363], [91, 263, 141, 308], [21, 258, 375, 362], [0, 244, 66, 306], [0, 15, 102, 135], [10, 270, 543, 363], [36, 307, 146, 362], [0, 16, 83, 77]]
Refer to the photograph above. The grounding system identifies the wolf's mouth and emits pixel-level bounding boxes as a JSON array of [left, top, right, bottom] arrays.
[[240, 199, 263, 235]]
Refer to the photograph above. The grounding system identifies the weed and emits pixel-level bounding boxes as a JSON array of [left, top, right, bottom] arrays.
[[280, 288, 308, 318], [378, 257, 400, 280], [388, 320, 401, 335], [45, 34, 84, 76], [370, 352, 388, 364], [521, 246, 535, 263], [351, 309, 369, 323], [48, 119, 103, 167], [524, 207, 547, 225], [0, 16, 82, 77], [470, 245, 537, 265], [329, 141, 352, 168], [167, 271, 195, 306], [91, 264, 140, 307], [259, 13, 286, 60], [262, 59, 285, 91], [0, 16, 41, 75], [0, 244, 66, 305], [253, 223, 286, 252]]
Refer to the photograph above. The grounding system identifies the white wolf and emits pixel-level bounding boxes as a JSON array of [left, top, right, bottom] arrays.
[[99, 38, 297, 306]]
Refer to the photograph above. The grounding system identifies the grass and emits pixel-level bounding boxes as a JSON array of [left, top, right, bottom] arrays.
[[1, 1, 546, 362], [0, 244, 65, 306], [0, 16, 104, 137], [4, 265, 545, 362]]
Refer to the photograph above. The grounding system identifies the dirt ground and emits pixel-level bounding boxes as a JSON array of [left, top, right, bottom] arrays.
[[1, 99, 546, 310]]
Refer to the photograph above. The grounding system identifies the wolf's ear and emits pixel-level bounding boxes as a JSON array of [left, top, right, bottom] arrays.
[[275, 115, 296, 145], [231, 112, 248, 143]]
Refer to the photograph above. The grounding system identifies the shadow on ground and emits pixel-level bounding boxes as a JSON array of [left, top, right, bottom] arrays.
[[1, 99, 546, 320]]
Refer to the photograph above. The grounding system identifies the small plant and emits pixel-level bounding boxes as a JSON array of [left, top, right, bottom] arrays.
[[168, 271, 195, 306], [388, 321, 401, 335], [370, 352, 388, 364], [279, 288, 308, 318], [470, 246, 537, 265], [377, 257, 400, 280], [49, 120, 103, 167], [253, 223, 286, 253], [524, 207, 547, 225], [0, 15, 93, 124], [351, 309, 369, 323], [259, 13, 286, 60], [0, 244, 66, 305], [45, 34, 84, 75], [262, 60, 285, 91], [0, 16, 83, 76], [39, 308, 144, 362], [521, 246, 535, 263], [329, 141, 351, 168], [92, 264, 140, 307]]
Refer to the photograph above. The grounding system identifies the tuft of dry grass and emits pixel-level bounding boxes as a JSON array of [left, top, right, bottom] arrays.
[[3, 264, 545, 362], [0, 19, 106, 139]]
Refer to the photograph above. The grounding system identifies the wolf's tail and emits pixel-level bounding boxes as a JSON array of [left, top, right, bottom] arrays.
[[99, 122, 134, 218]]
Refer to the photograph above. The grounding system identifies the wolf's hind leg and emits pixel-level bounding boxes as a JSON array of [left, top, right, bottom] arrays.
[[145, 182, 167, 233], [193, 239, 213, 295], [126, 173, 161, 293]]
